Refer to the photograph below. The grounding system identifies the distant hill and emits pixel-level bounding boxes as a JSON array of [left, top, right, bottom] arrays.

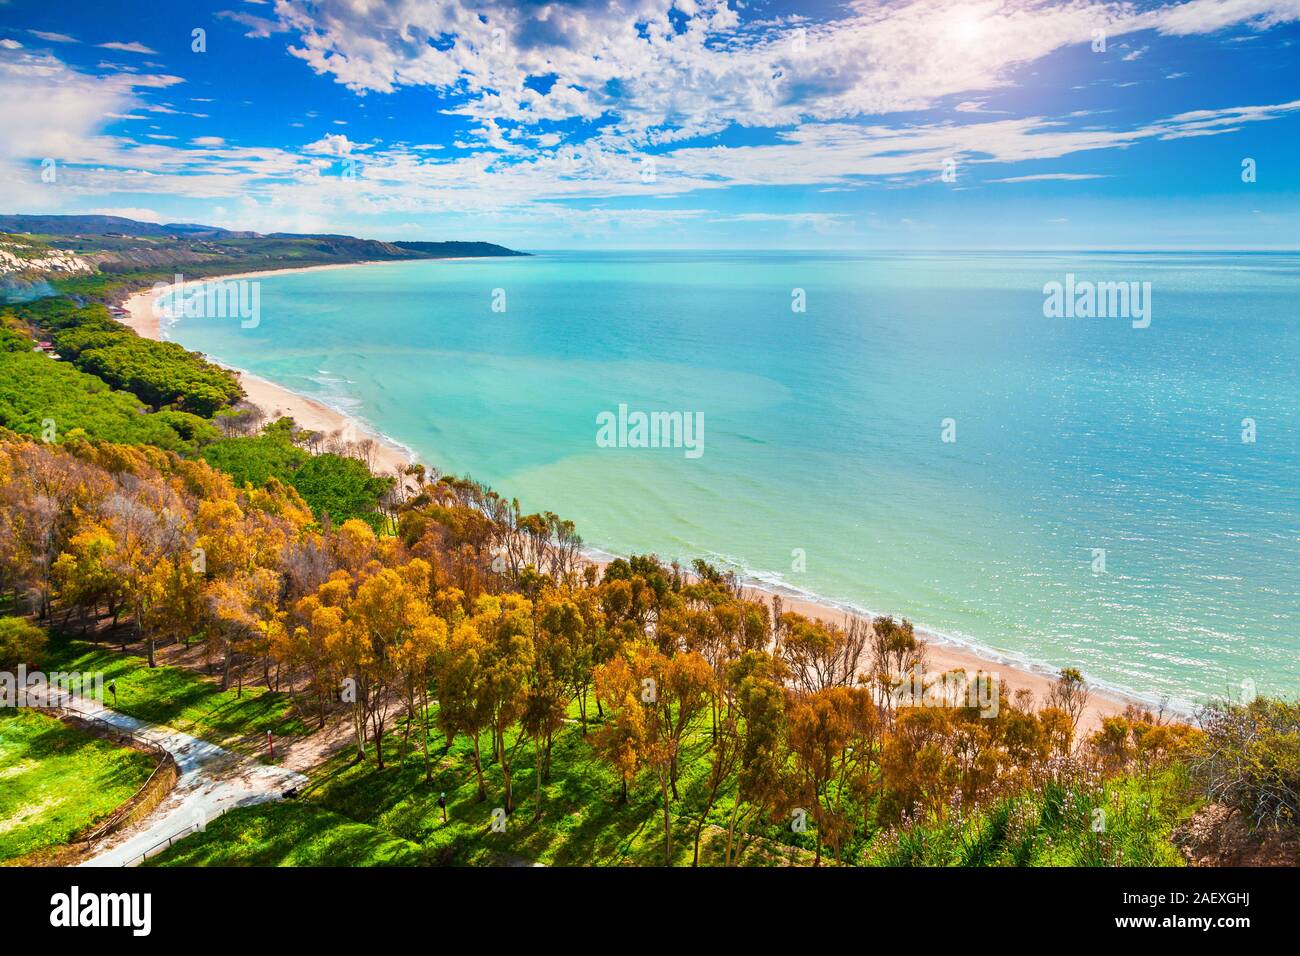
[[393, 240, 528, 258], [0, 214, 528, 301], [0, 214, 526, 258], [0, 214, 251, 239]]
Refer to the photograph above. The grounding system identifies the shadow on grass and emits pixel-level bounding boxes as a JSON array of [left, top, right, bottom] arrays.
[[40, 636, 306, 747], [147, 801, 425, 867]]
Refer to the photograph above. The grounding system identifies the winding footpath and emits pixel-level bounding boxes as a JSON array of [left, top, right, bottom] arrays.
[[27, 688, 307, 867]]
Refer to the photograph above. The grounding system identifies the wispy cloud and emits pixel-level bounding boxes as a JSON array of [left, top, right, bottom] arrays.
[[98, 40, 157, 54], [990, 173, 1110, 183], [29, 30, 78, 43]]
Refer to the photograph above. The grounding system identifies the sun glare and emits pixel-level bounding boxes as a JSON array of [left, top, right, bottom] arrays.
[[949, 9, 988, 44]]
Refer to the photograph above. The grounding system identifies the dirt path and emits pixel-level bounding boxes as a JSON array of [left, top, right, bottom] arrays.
[[25, 688, 307, 867]]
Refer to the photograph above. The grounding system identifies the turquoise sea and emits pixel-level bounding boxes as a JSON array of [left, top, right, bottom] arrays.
[[163, 252, 1300, 709]]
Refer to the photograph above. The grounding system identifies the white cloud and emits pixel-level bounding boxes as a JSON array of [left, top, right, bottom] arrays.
[[216, 10, 279, 38], [991, 173, 1110, 182], [86, 206, 164, 222], [1147, 0, 1300, 35], [303, 133, 364, 155], [98, 41, 158, 54], [266, 0, 1300, 145], [29, 30, 78, 43]]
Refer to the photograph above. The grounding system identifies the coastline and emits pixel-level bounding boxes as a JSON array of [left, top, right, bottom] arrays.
[[121, 260, 1152, 732], [120, 260, 415, 479]]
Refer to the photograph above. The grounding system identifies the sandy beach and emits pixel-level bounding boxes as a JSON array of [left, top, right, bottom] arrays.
[[121, 260, 1148, 732], [121, 262, 414, 479], [776, 590, 1137, 729]]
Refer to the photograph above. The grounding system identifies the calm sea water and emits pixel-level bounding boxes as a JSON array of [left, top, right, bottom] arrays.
[[163, 252, 1300, 709]]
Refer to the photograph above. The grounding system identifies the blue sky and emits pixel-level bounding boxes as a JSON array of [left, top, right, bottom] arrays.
[[1, 0, 1297, 249]]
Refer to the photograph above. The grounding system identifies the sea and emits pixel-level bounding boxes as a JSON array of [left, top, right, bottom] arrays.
[[159, 250, 1300, 710]]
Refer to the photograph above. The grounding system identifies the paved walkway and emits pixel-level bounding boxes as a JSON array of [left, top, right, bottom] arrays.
[[27, 688, 307, 867]]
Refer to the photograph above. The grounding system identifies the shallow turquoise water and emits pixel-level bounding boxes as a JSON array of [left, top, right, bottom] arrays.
[[164, 251, 1300, 708]]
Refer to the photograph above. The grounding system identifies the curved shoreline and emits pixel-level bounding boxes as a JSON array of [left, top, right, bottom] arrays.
[[121, 262, 1162, 730], [121, 261, 418, 479]]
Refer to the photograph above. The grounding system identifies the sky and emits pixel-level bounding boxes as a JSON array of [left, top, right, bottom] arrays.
[[0, 0, 1297, 249]]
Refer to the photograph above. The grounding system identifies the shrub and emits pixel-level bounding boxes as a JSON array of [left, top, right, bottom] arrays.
[[1194, 697, 1300, 830]]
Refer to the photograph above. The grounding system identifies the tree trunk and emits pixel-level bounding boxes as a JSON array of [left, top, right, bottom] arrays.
[[472, 733, 487, 801], [372, 711, 385, 769], [421, 696, 433, 783], [533, 735, 543, 820], [503, 758, 513, 813], [221, 641, 232, 690], [692, 781, 723, 866], [661, 776, 673, 865]]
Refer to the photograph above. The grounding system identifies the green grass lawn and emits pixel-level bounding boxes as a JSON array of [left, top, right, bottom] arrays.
[[0, 709, 157, 863], [155, 701, 809, 867], [41, 637, 307, 750], [146, 802, 425, 867]]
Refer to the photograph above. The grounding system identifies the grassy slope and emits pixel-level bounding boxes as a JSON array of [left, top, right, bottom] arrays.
[[0, 709, 156, 862], [42, 637, 306, 750], [155, 702, 829, 867], [145, 802, 424, 867], [863, 769, 1197, 867], [152, 700, 1198, 867]]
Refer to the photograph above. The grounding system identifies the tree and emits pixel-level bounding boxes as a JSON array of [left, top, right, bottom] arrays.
[[879, 705, 959, 826], [0, 616, 47, 670], [1191, 697, 1294, 828], [591, 653, 655, 807], [392, 604, 448, 781], [1046, 667, 1090, 743], [291, 454, 394, 531], [50, 522, 123, 634], [659, 650, 714, 800], [106, 479, 193, 667], [435, 619, 492, 800], [285, 572, 352, 728], [691, 706, 742, 866], [868, 615, 926, 722], [469, 593, 535, 812], [724, 651, 791, 865], [139, 557, 204, 660], [205, 567, 281, 694], [347, 559, 437, 769], [788, 686, 877, 864], [527, 593, 584, 815]]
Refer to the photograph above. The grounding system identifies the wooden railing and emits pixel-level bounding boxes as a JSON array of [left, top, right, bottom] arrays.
[[32, 699, 179, 851], [120, 805, 234, 867]]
